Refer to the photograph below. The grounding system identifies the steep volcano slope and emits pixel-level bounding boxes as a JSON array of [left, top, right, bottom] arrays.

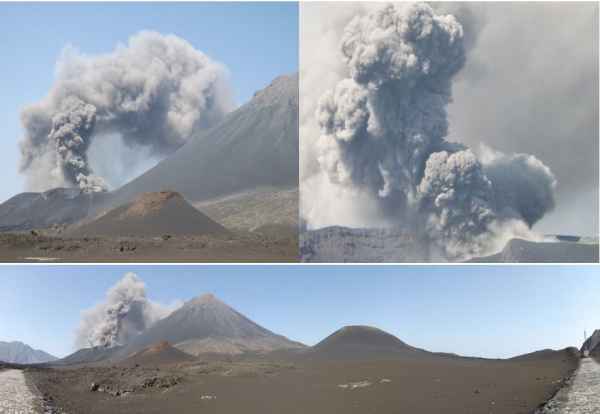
[[0, 74, 298, 231], [107, 73, 299, 208], [67, 191, 226, 237], [307, 326, 426, 360], [120, 294, 305, 357]]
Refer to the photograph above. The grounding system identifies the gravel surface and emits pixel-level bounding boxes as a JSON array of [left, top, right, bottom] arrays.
[[0, 369, 40, 414], [538, 358, 600, 413]]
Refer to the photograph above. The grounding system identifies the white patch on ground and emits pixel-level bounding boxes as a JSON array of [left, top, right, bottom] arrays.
[[538, 358, 600, 413], [338, 380, 373, 390], [0, 369, 40, 413]]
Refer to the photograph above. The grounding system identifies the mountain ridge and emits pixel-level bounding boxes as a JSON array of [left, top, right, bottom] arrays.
[[0, 340, 58, 364]]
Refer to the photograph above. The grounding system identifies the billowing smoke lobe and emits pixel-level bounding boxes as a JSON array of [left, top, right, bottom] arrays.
[[314, 3, 556, 260], [20, 31, 233, 192], [75, 272, 180, 349]]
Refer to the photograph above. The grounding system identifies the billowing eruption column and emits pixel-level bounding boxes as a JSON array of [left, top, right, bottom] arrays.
[[315, 3, 556, 259], [75, 272, 179, 348], [20, 31, 233, 192]]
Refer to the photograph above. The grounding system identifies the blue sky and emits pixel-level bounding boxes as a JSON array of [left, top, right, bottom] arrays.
[[0, 265, 596, 359], [0, 2, 298, 202]]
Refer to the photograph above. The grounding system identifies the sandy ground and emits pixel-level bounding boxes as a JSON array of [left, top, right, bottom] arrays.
[[538, 357, 600, 413], [28, 353, 578, 414], [0, 232, 298, 263], [195, 188, 298, 231], [0, 369, 41, 414]]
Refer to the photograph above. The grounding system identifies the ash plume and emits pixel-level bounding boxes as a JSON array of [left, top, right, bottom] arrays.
[[75, 272, 181, 349], [20, 31, 233, 192], [304, 2, 556, 260]]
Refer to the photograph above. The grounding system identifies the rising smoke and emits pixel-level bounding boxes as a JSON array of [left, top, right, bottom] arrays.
[[20, 31, 234, 192], [302, 3, 557, 260], [75, 272, 181, 349]]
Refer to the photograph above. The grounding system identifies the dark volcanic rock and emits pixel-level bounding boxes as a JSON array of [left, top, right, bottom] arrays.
[[301, 226, 427, 263]]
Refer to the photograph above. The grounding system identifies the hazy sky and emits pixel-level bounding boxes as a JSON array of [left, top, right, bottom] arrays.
[[0, 265, 596, 359], [442, 2, 598, 236], [0, 2, 298, 202]]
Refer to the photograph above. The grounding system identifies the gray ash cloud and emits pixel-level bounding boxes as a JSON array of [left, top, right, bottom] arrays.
[[20, 31, 233, 192], [75, 272, 180, 349], [307, 3, 556, 260]]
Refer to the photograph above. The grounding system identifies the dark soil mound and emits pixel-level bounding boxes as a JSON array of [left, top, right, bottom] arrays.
[[68, 191, 227, 237], [309, 326, 423, 360], [122, 341, 194, 367]]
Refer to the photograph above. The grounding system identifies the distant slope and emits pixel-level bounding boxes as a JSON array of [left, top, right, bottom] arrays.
[[468, 238, 599, 263], [108, 73, 299, 207], [67, 191, 226, 237], [121, 294, 305, 357], [0, 341, 57, 364], [509, 347, 579, 362], [0, 189, 110, 232], [306, 326, 426, 360], [56, 345, 123, 366]]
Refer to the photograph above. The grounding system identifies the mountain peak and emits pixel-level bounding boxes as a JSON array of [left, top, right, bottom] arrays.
[[0, 340, 58, 364], [197, 292, 217, 301], [119, 290, 304, 358], [187, 293, 224, 307]]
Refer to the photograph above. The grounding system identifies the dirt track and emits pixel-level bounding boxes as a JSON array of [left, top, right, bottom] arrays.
[[0, 369, 40, 413], [539, 357, 600, 413]]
